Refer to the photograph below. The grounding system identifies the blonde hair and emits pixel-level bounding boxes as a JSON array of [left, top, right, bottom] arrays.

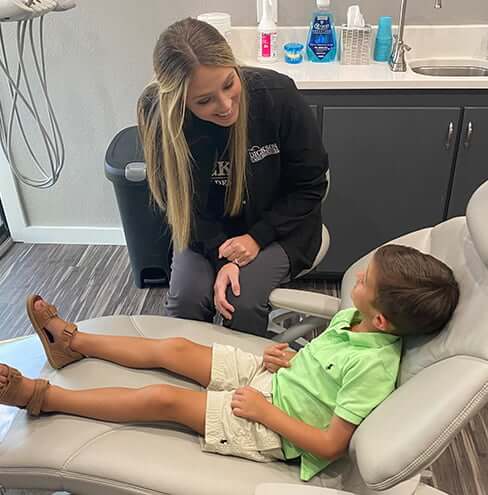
[[137, 18, 248, 251]]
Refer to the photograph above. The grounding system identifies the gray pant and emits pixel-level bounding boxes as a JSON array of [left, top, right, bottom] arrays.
[[163, 243, 290, 336]]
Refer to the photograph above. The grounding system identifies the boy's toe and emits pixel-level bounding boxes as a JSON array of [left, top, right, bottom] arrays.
[[33, 298, 48, 312]]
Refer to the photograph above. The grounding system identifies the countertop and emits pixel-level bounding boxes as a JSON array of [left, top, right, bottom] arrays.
[[231, 25, 488, 90]]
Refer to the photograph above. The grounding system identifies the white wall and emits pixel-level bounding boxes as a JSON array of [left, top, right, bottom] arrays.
[[0, 0, 487, 244]]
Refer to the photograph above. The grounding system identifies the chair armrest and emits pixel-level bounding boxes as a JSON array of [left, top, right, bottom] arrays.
[[349, 356, 488, 492], [269, 289, 341, 319], [271, 315, 329, 343], [255, 483, 354, 495]]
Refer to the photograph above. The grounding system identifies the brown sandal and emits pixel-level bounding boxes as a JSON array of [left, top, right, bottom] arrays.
[[0, 364, 49, 416], [26, 294, 84, 369]]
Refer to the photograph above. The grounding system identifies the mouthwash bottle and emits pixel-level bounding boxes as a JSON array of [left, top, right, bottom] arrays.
[[307, 0, 337, 62]]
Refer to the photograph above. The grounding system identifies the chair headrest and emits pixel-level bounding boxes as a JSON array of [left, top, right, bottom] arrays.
[[466, 180, 488, 268]]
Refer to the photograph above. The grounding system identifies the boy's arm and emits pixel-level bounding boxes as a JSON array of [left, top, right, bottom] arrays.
[[231, 387, 356, 460]]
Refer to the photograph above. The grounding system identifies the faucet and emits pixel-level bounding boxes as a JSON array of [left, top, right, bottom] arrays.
[[389, 0, 442, 72]]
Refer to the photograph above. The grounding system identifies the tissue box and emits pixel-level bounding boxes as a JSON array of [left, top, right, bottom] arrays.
[[340, 25, 372, 65]]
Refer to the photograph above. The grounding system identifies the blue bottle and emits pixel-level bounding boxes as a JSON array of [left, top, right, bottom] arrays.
[[374, 16, 393, 62], [306, 0, 337, 63]]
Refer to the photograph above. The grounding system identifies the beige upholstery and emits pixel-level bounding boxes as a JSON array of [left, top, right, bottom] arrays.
[[0, 318, 351, 495], [269, 180, 488, 493], [347, 181, 488, 491], [1, 180, 487, 495]]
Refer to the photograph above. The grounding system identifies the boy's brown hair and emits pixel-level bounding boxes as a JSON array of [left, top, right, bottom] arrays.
[[373, 244, 459, 336]]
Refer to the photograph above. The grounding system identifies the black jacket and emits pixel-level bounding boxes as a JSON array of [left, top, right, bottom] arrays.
[[186, 67, 329, 278]]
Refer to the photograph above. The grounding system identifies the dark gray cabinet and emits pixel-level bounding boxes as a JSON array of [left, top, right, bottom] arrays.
[[299, 90, 488, 278], [315, 106, 461, 277], [447, 107, 488, 218]]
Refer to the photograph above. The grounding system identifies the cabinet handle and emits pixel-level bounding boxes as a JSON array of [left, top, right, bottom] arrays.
[[445, 122, 454, 150], [464, 121, 474, 149]]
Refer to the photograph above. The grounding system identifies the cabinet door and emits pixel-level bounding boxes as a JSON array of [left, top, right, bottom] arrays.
[[447, 107, 488, 218], [315, 107, 461, 277]]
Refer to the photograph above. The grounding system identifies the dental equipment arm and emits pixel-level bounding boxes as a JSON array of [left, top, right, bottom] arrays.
[[0, 0, 76, 188]]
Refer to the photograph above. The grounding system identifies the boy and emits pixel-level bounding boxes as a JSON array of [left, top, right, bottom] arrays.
[[0, 244, 459, 481]]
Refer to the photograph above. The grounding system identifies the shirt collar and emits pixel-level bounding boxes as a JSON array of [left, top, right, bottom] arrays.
[[332, 309, 401, 348]]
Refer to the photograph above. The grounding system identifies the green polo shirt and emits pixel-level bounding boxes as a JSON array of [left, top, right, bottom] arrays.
[[271, 308, 402, 481]]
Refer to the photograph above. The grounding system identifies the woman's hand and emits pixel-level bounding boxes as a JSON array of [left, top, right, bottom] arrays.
[[231, 386, 271, 423], [218, 234, 260, 267], [214, 263, 240, 320], [263, 343, 296, 373]]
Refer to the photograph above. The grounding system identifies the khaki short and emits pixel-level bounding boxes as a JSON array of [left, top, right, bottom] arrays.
[[201, 343, 284, 462]]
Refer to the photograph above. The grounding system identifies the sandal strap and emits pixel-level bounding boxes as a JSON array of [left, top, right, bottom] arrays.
[[0, 366, 22, 404], [35, 302, 59, 329], [26, 379, 49, 416], [63, 321, 78, 338], [62, 322, 84, 358]]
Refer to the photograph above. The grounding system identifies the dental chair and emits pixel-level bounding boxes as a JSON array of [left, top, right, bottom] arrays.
[[1, 179, 488, 495]]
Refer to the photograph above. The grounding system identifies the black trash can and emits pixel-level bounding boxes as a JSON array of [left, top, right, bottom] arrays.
[[105, 126, 172, 288]]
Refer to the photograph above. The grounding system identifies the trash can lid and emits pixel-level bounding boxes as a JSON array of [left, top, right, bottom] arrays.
[[105, 126, 147, 185]]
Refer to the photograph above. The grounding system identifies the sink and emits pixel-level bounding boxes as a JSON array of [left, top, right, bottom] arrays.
[[409, 59, 488, 77], [412, 65, 488, 77]]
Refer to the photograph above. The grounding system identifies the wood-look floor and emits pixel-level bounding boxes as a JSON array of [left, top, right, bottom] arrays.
[[0, 243, 486, 495]]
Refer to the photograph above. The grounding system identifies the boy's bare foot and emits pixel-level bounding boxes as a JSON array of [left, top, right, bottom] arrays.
[[0, 364, 34, 408]]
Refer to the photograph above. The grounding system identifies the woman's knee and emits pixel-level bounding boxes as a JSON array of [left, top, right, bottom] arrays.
[[165, 249, 215, 321], [226, 295, 269, 335], [164, 279, 214, 321], [229, 292, 268, 318]]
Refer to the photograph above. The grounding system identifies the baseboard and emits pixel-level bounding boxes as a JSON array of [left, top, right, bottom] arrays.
[[12, 226, 126, 246]]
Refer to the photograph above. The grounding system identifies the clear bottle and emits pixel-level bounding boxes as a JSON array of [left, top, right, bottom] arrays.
[[257, 0, 278, 63], [306, 0, 337, 63]]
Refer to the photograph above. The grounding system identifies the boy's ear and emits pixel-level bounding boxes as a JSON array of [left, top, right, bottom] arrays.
[[373, 313, 392, 333]]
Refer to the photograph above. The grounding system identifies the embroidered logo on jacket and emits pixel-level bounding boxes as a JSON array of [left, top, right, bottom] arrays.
[[248, 143, 280, 163]]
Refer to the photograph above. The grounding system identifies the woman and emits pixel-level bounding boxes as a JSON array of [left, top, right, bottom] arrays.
[[138, 18, 328, 336]]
